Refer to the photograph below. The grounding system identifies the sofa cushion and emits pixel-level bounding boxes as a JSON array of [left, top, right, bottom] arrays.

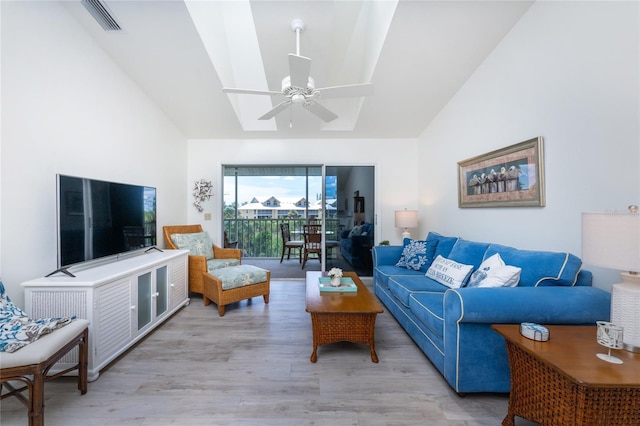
[[448, 239, 491, 270], [395, 238, 438, 272], [426, 232, 459, 259], [409, 292, 445, 341], [484, 244, 582, 287], [466, 254, 521, 288], [426, 255, 474, 288], [171, 232, 214, 260], [388, 275, 447, 307], [375, 265, 424, 288]]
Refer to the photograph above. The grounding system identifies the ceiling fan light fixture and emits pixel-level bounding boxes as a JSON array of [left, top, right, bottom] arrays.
[[291, 94, 306, 104]]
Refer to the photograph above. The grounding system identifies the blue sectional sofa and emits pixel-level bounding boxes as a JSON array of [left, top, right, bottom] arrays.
[[339, 223, 374, 268], [373, 232, 611, 394]]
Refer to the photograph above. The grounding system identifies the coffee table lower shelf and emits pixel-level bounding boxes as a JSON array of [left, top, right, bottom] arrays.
[[309, 312, 379, 363]]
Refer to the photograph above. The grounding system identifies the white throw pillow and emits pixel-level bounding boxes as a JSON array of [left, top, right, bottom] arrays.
[[425, 255, 474, 288], [467, 253, 521, 288]]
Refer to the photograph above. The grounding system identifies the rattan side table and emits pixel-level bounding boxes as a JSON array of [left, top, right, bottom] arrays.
[[492, 324, 640, 426]]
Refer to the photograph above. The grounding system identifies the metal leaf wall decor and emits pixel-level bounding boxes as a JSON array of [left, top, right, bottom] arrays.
[[193, 179, 213, 212]]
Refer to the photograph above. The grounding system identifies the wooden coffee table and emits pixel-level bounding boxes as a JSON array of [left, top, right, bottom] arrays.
[[305, 271, 383, 363], [493, 324, 640, 426]]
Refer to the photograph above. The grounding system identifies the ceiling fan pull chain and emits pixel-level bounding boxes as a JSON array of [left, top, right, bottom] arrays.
[[289, 105, 294, 128]]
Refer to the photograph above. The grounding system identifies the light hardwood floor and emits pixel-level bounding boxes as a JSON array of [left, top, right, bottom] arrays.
[[1, 279, 536, 426]]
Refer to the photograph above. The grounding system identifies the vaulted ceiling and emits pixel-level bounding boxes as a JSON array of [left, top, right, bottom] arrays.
[[61, 0, 533, 139]]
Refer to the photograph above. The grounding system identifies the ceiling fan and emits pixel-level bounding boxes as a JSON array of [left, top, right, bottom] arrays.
[[222, 19, 373, 123]]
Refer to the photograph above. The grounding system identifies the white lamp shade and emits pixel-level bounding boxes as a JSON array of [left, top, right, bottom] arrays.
[[395, 210, 418, 229], [582, 212, 640, 272]]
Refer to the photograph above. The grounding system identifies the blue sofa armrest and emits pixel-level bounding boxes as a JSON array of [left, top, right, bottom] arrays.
[[440, 286, 611, 393], [372, 245, 403, 267]]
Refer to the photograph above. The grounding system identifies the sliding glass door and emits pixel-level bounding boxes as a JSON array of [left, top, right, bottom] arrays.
[[222, 165, 374, 277]]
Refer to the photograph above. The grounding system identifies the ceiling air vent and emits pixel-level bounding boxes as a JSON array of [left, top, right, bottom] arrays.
[[82, 0, 122, 31]]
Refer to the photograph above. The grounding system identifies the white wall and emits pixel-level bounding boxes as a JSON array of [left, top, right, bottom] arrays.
[[187, 138, 418, 246], [418, 1, 640, 291], [1, 2, 188, 307]]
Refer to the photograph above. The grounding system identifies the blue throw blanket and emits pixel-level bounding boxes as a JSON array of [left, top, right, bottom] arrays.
[[0, 281, 75, 353]]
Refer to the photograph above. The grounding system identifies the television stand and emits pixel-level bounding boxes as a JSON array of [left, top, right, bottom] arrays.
[[23, 249, 189, 382], [45, 267, 76, 278], [145, 246, 163, 253]]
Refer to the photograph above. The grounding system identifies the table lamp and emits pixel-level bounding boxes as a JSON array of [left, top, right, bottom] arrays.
[[395, 209, 418, 240], [582, 205, 640, 353]]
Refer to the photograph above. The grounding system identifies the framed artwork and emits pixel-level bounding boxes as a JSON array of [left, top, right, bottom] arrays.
[[458, 137, 545, 208]]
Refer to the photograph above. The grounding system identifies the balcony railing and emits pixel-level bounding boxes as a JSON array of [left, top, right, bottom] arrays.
[[223, 218, 340, 258]]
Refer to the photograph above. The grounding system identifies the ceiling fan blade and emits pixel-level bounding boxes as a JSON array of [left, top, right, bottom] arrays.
[[288, 53, 311, 88], [304, 101, 338, 123], [314, 83, 373, 99], [222, 88, 282, 96], [258, 100, 292, 120]]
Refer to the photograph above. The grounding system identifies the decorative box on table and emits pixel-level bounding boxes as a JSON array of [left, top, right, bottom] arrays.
[[318, 277, 357, 292]]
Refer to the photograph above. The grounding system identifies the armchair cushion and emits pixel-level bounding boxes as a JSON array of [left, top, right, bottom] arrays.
[[211, 265, 269, 290], [170, 232, 214, 259], [207, 258, 240, 272]]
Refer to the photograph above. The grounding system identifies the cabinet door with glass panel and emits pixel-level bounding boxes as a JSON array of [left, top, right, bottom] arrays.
[[135, 265, 169, 333]]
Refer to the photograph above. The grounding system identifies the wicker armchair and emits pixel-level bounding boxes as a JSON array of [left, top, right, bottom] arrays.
[[163, 225, 242, 296]]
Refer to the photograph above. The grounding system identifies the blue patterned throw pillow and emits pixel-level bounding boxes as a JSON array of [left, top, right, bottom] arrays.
[[0, 282, 75, 353], [396, 238, 438, 272]]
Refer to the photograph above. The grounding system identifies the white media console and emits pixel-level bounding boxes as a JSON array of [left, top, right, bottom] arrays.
[[22, 249, 189, 381]]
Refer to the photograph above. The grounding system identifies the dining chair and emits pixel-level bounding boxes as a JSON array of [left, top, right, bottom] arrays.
[[224, 231, 238, 248], [302, 224, 323, 269], [280, 223, 303, 263]]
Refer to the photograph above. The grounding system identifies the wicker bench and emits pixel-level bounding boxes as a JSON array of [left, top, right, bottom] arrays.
[[0, 319, 89, 426], [202, 265, 270, 316]]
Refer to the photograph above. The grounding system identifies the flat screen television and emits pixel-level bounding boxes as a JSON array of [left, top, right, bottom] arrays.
[[55, 174, 157, 273]]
